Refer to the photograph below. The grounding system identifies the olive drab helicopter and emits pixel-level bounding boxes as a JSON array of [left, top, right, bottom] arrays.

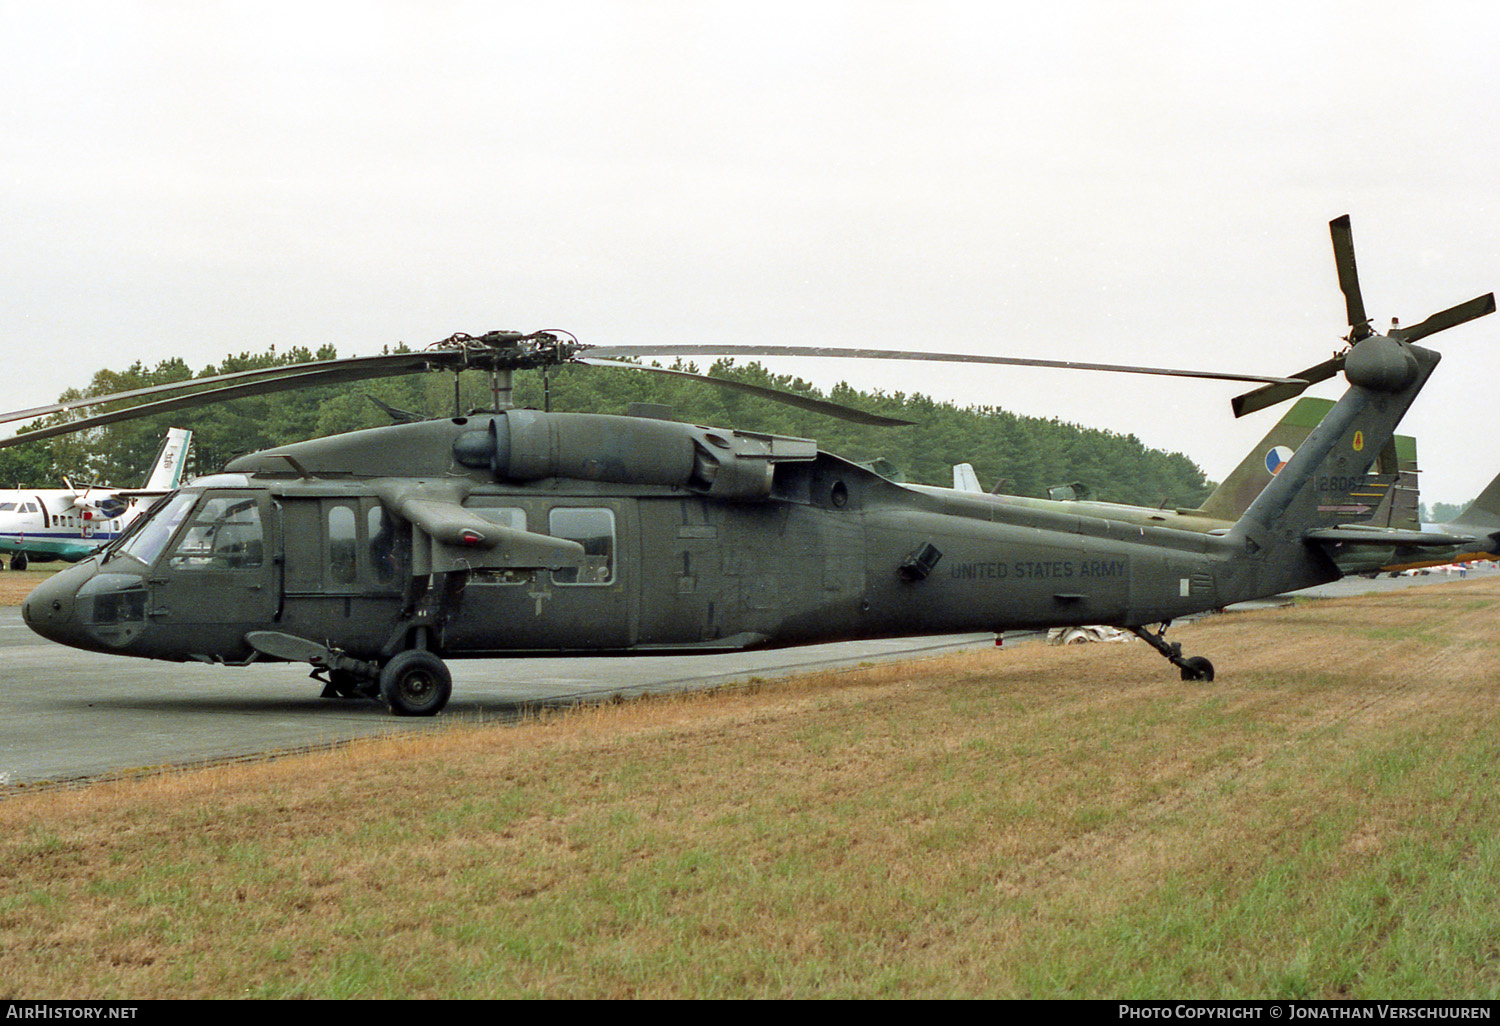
[[7, 217, 1494, 716]]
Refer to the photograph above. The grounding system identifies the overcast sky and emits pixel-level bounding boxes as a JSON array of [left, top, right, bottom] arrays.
[[4, 2, 1499, 505]]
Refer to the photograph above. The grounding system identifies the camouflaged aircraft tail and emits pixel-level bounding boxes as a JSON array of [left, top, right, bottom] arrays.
[[1198, 397, 1418, 530], [1451, 471, 1500, 532], [1220, 342, 1441, 598]]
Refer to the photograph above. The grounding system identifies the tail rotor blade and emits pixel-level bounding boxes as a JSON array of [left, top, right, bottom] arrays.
[[1231, 355, 1342, 418], [1330, 215, 1371, 339], [1391, 293, 1496, 343]]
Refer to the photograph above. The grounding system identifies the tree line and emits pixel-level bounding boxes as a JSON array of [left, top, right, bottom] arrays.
[[0, 347, 1215, 509]]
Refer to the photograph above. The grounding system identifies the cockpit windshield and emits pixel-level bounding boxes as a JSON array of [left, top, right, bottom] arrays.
[[109, 491, 196, 567]]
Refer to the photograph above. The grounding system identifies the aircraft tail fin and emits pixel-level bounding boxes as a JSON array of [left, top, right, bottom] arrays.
[[1197, 397, 1418, 529], [1198, 398, 1332, 521], [142, 428, 191, 491], [952, 463, 983, 493], [1374, 434, 1422, 532], [1225, 341, 1441, 595], [1451, 472, 1500, 531]]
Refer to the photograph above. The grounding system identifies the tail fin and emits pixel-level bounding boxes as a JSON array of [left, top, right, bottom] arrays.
[[1198, 396, 1418, 529], [952, 463, 983, 493], [142, 428, 191, 491], [1225, 341, 1441, 595], [1451, 473, 1500, 531], [1197, 398, 1334, 520], [1372, 433, 1422, 531]]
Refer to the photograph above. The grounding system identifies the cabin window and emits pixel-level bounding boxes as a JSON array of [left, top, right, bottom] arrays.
[[0, 503, 14, 512], [368, 505, 396, 584], [328, 505, 358, 584], [470, 507, 528, 585], [473, 507, 526, 532], [168, 496, 264, 571], [549, 507, 614, 586]]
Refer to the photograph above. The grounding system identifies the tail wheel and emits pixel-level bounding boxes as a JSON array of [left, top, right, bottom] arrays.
[[379, 650, 453, 716], [1179, 656, 1215, 682]]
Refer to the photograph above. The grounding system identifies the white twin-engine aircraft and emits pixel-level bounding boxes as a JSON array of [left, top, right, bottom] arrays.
[[0, 428, 191, 570]]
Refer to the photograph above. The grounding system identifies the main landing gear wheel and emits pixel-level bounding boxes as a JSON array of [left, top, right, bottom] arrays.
[[379, 649, 453, 716]]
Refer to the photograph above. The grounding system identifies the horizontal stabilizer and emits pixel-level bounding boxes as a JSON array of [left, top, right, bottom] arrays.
[[1304, 528, 1478, 547]]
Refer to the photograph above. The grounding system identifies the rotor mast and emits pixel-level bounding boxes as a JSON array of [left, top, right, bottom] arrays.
[[490, 367, 514, 412]]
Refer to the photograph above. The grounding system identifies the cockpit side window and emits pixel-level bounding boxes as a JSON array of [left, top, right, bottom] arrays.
[[168, 495, 265, 570]]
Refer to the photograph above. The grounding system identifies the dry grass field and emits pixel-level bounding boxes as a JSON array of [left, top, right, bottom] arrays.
[[0, 565, 56, 606], [2, 579, 1499, 998]]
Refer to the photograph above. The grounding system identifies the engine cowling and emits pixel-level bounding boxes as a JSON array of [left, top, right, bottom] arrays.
[[229, 410, 818, 500], [452, 410, 816, 500]]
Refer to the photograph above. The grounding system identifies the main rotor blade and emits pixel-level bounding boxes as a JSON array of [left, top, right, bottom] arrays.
[[0, 344, 920, 449], [0, 351, 466, 427], [1390, 292, 1497, 343], [574, 358, 915, 427], [0, 357, 465, 451], [583, 345, 1303, 386], [1230, 354, 1346, 419], [1330, 214, 1370, 338]]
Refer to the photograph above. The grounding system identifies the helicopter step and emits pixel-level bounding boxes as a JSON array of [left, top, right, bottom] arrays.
[[1126, 623, 1214, 682]]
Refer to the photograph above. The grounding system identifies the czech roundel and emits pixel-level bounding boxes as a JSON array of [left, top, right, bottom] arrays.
[[1264, 446, 1295, 476]]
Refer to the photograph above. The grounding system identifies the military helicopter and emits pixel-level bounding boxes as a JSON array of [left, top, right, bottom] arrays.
[[8, 217, 1493, 715]]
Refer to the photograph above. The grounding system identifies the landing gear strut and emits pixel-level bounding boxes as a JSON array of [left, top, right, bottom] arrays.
[[1128, 623, 1215, 682]]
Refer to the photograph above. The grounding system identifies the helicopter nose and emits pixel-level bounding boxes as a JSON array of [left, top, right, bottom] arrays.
[[22, 562, 90, 647]]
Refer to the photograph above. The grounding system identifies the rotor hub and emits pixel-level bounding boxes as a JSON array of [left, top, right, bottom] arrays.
[[426, 330, 580, 371], [1343, 335, 1418, 393]]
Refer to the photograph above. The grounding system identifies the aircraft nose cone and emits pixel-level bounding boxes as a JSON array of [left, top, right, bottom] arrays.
[[22, 564, 87, 646]]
